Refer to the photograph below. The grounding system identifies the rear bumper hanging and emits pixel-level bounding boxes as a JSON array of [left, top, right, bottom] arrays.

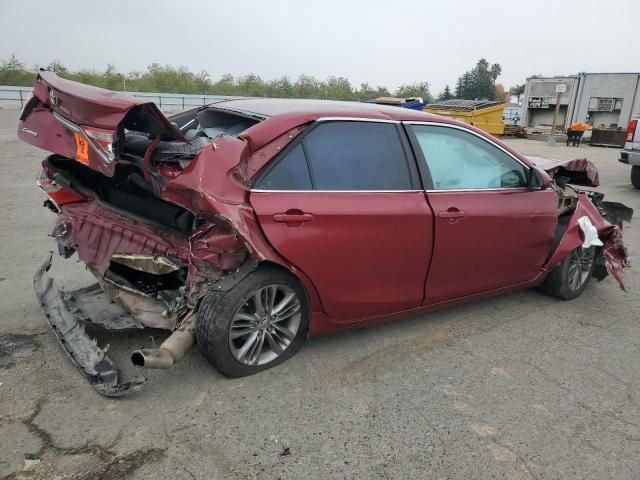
[[33, 253, 146, 397]]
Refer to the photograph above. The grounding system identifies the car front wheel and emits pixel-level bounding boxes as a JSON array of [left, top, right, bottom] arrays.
[[540, 246, 596, 300], [196, 266, 309, 377]]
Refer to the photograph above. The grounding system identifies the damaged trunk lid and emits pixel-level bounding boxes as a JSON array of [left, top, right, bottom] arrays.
[[19, 70, 185, 176]]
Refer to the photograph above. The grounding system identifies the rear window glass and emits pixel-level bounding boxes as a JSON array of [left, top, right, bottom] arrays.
[[303, 122, 412, 190], [255, 144, 312, 190]]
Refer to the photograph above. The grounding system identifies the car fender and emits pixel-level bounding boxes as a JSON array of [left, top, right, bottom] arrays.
[[544, 193, 629, 289]]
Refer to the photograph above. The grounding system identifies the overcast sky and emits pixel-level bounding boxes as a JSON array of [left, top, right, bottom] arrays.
[[1, 0, 638, 94]]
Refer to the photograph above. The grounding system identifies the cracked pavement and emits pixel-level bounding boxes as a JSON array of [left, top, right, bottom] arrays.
[[1, 108, 639, 479]]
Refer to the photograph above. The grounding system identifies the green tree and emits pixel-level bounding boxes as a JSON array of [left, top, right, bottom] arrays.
[[394, 81, 432, 102], [237, 74, 266, 97], [46, 60, 68, 76], [0, 54, 35, 85], [355, 82, 380, 101], [455, 59, 502, 100], [295, 74, 320, 98], [323, 76, 353, 100], [103, 63, 124, 90], [454, 77, 463, 98], [438, 85, 453, 101], [373, 85, 390, 98], [211, 74, 236, 96], [509, 84, 525, 104], [266, 76, 294, 98]]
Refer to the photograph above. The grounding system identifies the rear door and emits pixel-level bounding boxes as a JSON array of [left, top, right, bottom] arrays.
[[405, 123, 558, 305], [250, 120, 433, 321]]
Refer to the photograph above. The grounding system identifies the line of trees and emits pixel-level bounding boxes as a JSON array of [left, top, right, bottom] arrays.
[[0, 55, 437, 102], [1, 55, 518, 103]]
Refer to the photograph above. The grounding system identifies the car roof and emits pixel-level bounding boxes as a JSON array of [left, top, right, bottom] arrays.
[[210, 98, 451, 153], [211, 97, 441, 122]]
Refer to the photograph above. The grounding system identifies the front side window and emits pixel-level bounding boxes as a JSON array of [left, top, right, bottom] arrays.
[[410, 125, 528, 190]]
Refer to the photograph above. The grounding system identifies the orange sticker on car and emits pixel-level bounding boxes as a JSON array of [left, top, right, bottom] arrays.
[[74, 133, 89, 165]]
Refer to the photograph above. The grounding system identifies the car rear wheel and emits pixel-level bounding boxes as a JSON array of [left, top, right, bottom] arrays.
[[631, 165, 640, 189], [540, 246, 596, 300], [196, 266, 309, 377]]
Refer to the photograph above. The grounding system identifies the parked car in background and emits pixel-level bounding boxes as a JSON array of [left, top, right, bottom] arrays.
[[620, 115, 640, 188], [18, 72, 631, 396]]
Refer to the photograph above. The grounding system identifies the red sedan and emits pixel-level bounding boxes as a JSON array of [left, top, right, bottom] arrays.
[[19, 72, 630, 396]]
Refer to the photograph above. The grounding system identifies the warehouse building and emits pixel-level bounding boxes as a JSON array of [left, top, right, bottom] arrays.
[[521, 73, 640, 131]]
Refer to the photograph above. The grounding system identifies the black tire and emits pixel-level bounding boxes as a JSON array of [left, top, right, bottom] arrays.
[[196, 265, 309, 377], [539, 246, 596, 300], [631, 165, 640, 189]]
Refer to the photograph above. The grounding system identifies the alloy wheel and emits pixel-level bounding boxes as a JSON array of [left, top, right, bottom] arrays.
[[567, 247, 595, 291], [228, 284, 302, 366]]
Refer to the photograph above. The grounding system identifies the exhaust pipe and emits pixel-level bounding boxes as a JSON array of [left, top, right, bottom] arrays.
[[131, 313, 197, 369]]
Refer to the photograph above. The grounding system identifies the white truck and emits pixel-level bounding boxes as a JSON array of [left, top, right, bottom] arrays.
[[620, 115, 640, 188]]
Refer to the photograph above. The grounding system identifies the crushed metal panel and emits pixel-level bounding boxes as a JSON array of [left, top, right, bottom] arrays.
[[544, 194, 630, 289], [100, 280, 176, 330], [63, 283, 143, 330], [34, 253, 145, 396], [527, 156, 600, 187], [110, 254, 182, 275]]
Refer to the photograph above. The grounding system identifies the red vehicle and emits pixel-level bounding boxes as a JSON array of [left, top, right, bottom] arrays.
[[19, 72, 631, 396]]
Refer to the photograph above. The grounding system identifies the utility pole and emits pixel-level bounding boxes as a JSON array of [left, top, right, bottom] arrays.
[[548, 83, 566, 146]]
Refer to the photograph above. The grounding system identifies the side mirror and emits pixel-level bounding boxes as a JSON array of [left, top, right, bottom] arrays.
[[529, 167, 552, 190]]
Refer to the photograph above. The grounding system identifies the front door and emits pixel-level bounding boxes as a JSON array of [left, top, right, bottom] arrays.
[[250, 120, 433, 320], [405, 123, 558, 304]]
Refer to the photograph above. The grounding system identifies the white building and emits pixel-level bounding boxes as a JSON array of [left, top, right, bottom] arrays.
[[521, 73, 640, 130]]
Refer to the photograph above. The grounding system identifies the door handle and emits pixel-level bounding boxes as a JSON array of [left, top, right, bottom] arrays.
[[273, 211, 314, 223], [438, 208, 467, 222]]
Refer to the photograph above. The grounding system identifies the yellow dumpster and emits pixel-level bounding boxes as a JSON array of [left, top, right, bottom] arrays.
[[423, 100, 506, 136]]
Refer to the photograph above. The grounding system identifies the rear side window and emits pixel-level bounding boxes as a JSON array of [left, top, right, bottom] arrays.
[[255, 144, 312, 190], [303, 122, 412, 190], [255, 121, 413, 191]]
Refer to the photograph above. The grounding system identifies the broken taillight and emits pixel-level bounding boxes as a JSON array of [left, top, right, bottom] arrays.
[[626, 119, 638, 143], [52, 112, 116, 164], [82, 126, 116, 162], [37, 169, 85, 209]]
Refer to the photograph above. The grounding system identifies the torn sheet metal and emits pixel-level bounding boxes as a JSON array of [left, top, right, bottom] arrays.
[[161, 136, 289, 265], [602, 226, 629, 287], [63, 283, 143, 330], [34, 253, 145, 396], [110, 254, 181, 275], [100, 280, 175, 330], [527, 156, 600, 187], [545, 194, 630, 289], [51, 200, 247, 299], [159, 135, 324, 311]]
